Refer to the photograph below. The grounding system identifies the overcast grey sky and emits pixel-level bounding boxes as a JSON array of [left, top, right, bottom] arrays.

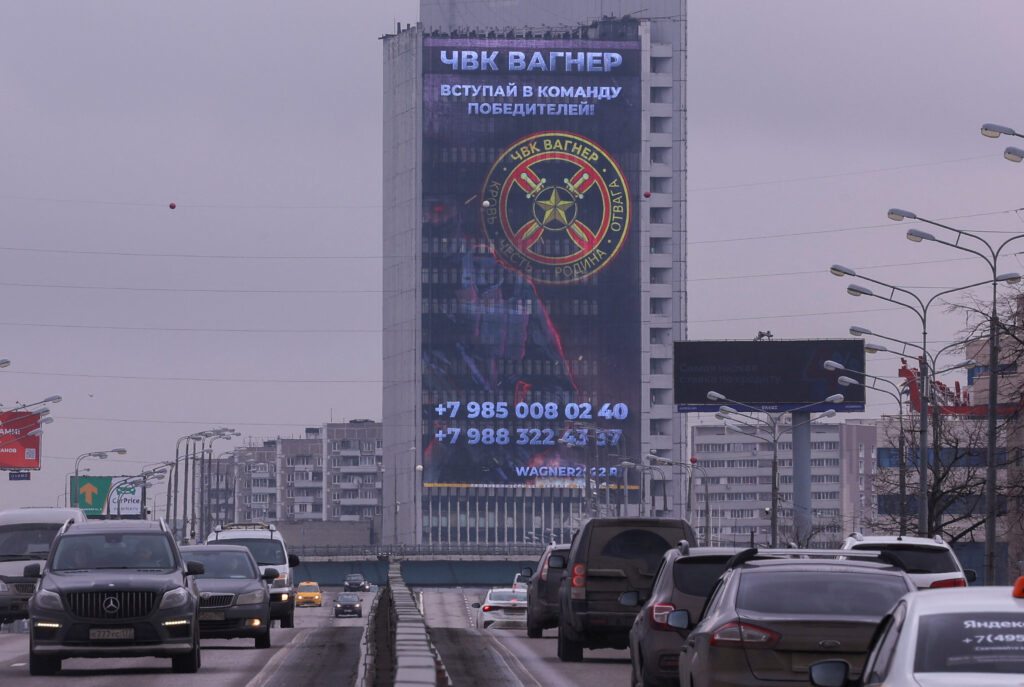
[[2, 1, 1024, 508]]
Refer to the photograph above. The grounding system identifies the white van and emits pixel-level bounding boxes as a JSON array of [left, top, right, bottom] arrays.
[[0, 507, 88, 625], [206, 522, 300, 628]]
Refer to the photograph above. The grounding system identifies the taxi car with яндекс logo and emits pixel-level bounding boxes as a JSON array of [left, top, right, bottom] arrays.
[[295, 581, 322, 607]]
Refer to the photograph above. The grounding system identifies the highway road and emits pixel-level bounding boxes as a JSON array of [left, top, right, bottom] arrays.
[[0, 587, 367, 686], [420, 587, 632, 687]]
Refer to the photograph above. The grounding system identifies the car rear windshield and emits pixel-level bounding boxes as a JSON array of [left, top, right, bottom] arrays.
[[487, 590, 519, 602], [737, 570, 909, 616], [224, 538, 286, 566], [672, 556, 732, 597], [849, 543, 959, 574], [588, 525, 685, 573], [915, 612, 1024, 673], [337, 593, 360, 602]]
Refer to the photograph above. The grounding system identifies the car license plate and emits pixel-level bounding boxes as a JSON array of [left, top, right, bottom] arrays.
[[199, 611, 225, 621], [89, 627, 134, 640]]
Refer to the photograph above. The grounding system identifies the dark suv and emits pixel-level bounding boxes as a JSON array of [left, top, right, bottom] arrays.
[[550, 517, 697, 662], [526, 542, 570, 638], [623, 543, 741, 687], [344, 573, 369, 592], [669, 548, 916, 687], [24, 519, 205, 675]]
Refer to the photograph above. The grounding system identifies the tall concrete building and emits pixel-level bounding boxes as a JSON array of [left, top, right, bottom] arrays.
[[689, 420, 878, 548], [383, 1, 688, 544]]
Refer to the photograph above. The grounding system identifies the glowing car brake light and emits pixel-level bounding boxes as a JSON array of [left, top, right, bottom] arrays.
[[710, 622, 779, 647]]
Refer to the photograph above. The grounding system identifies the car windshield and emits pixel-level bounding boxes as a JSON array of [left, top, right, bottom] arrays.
[[850, 543, 960, 574], [0, 523, 62, 558], [915, 612, 1024, 673], [346, 575, 364, 581], [225, 538, 286, 565], [737, 570, 909, 617], [184, 550, 256, 579], [337, 593, 360, 602], [52, 533, 174, 570], [300, 583, 320, 592]]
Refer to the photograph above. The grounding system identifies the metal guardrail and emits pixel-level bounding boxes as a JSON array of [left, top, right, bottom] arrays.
[[291, 543, 547, 558]]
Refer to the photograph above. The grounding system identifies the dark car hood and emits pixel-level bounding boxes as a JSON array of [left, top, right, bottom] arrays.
[[194, 577, 263, 594], [43, 569, 186, 594]]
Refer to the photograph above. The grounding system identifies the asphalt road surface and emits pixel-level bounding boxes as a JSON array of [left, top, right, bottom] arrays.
[[420, 587, 632, 687], [0, 587, 368, 687]]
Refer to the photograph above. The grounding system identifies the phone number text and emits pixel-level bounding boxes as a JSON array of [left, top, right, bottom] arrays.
[[433, 426, 623, 447], [433, 401, 629, 421]]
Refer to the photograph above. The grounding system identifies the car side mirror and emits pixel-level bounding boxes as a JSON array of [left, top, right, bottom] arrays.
[[618, 591, 639, 607], [185, 561, 205, 576], [23, 563, 41, 578], [808, 659, 850, 687], [471, 602, 481, 608], [666, 609, 690, 630], [262, 568, 280, 581], [964, 569, 977, 584], [521, 566, 533, 577], [547, 555, 566, 569], [288, 554, 300, 568]]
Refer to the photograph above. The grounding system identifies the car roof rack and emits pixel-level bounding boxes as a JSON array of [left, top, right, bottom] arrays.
[[215, 522, 276, 532], [724, 547, 907, 571], [677, 540, 690, 555]]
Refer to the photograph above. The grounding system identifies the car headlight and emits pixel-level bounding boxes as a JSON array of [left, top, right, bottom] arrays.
[[159, 587, 191, 610], [34, 589, 62, 611], [236, 589, 267, 605]]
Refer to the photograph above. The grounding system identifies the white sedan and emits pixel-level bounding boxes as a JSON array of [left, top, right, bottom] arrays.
[[473, 588, 527, 629], [810, 578, 1024, 686]]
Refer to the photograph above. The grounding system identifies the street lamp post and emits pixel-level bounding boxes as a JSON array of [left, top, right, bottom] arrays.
[[888, 207, 1024, 584], [831, 263, 1015, 539], [709, 391, 842, 547], [73, 448, 127, 508]]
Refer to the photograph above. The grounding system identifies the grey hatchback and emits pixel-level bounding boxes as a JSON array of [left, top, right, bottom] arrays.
[[669, 548, 916, 687], [623, 543, 741, 687]]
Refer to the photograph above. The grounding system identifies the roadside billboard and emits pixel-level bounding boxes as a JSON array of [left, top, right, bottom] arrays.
[[69, 476, 145, 517], [674, 339, 866, 413], [420, 24, 642, 487], [0, 411, 42, 470]]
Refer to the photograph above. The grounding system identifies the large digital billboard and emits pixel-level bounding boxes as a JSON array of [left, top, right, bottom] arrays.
[[0, 411, 42, 470], [421, 24, 642, 487], [674, 339, 866, 413]]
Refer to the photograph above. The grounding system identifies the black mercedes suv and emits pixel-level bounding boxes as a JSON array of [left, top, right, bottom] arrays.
[[24, 519, 205, 675]]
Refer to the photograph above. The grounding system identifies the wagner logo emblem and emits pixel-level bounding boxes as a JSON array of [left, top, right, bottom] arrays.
[[481, 131, 630, 284]]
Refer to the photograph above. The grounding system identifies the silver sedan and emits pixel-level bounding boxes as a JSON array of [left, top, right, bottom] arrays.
[[473, 588, 527, 629]]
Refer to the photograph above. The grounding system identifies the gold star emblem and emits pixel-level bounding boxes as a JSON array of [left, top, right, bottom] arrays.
[[535, 188, 574, 227]]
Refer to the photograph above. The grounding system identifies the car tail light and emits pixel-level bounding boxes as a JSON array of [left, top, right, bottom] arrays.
[[710, 622, 779, 647], [650, 603, 675, 631], [482, 605, 492, 612], [540, 555, 550, 582], [571, 563, 586, 600], [930, 577, 967, 588]]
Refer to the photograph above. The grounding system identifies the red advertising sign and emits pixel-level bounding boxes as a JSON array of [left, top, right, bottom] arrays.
[[0, 411, 42, 470]]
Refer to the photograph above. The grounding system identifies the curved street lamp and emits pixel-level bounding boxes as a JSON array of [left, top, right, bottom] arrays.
[[707, 391, 843, 546], [72, 448, 127, 508], [832, 262, 1015, 540], [888, 207, 1024, 584]]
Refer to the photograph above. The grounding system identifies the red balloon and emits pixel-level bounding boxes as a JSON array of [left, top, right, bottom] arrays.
[[643, 191, 651, 198], [169, 202, 176, 210]]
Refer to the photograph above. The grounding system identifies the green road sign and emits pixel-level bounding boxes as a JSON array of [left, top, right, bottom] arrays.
[[69, 476, 144, 516]]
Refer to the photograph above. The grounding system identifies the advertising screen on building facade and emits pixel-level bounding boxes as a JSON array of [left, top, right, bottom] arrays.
[[674, 339, 866, 413], [421, 24, 642, 487]]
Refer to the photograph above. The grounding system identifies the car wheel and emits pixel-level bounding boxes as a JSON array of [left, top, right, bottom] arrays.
[[28, 651, 59, 676], [255, 630, 271, 649], [556, 622, 583, 662], [280, 611, 295, 629], [526, 610, 543, 638], [172, 637, 201, 673]]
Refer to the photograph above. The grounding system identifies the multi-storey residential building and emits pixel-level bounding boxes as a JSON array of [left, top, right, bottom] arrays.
[[207, 421, 384, 542], [690, 420, 876, 548], [382, 0, 689, 545]]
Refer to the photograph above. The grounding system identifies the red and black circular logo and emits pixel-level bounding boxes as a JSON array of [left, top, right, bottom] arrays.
[[481, 132, 630, 284]]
